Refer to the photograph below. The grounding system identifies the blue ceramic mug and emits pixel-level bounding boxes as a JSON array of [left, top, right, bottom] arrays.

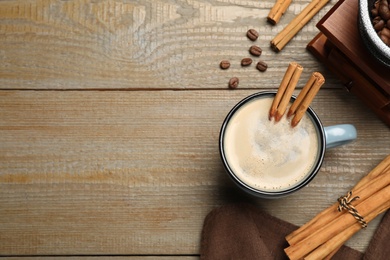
[[219, 91, 357, 199]]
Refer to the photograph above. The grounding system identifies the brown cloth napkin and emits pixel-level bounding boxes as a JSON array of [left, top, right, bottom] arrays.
[[363, 209, 390, 260], [201, 203, 390, 259]]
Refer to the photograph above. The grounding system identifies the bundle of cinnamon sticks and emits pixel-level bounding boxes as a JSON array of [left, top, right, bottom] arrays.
[[269, 62, 324, 127], [284, 155, 390, 260]]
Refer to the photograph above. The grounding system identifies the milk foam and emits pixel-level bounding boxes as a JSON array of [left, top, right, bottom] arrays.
[[223, 96, 320, 192]]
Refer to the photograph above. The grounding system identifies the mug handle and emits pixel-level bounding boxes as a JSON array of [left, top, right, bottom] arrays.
[[324, 124, 357, 149]]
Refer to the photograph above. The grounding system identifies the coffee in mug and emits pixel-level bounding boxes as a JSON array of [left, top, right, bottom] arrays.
[[219, 91, 357, 198], [223, 95, 320, 192]]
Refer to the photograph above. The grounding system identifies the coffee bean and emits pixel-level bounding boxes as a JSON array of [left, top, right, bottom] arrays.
[[379, 0, 390, 20], [256, 60, 268, 72], [373, 15, 382, 23], [372, 7, 379, 16], [381, 27, 390, 38], [246, 29, 259, 41], [241, 58, 253, 66], [379, 34, 390, 45], [249, 45, 262, 56], [220, 60, 230, 70], [374, 0, 380, 8], [228, 77, 239, 89], [374, 18, 385, 31]]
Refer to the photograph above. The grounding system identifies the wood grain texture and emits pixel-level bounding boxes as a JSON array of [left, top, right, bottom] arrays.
[[0, 89, 389, 255], [0, 0, 337, 90], [1, 0, 389, 257], [0, 258, 193, 260]]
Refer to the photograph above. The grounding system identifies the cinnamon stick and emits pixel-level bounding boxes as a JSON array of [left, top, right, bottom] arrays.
[[271, 0, 330, 51], [289, 72, 325, 127], [353, 156, 390, 190], [269, 62, 300, 120], [274, 64, 303, 122], [287, 73, 317, 118], [286, 155, 390, 245], [267, 0, 292, 25], [284, 184, 390, 260]]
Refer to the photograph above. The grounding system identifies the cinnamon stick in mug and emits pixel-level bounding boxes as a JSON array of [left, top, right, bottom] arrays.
[[288, 72, 325, 127], [269, 62, 303, 121]]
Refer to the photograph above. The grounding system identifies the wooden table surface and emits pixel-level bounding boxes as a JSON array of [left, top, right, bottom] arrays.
[[1, 0, 389, 258]]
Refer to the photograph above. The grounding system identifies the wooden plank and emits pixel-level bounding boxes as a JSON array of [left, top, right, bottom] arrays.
[[0, 0, 336, 90], [2, 255, 199, 260], [0, 89, 389, 255], [3, 255, 199, 260]]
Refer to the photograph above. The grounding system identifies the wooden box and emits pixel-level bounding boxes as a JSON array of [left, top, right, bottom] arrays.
[[307, 0, 390, 127]]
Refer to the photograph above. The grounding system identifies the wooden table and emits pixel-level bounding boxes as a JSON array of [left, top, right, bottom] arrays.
[[1, 0, 389, 258]]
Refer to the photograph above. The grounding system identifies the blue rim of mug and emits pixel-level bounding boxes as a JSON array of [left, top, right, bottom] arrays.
[[219, 91, 326, 198]]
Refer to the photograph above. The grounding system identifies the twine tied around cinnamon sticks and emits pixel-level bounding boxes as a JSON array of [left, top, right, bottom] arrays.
[[337, 191, 368, 228]]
